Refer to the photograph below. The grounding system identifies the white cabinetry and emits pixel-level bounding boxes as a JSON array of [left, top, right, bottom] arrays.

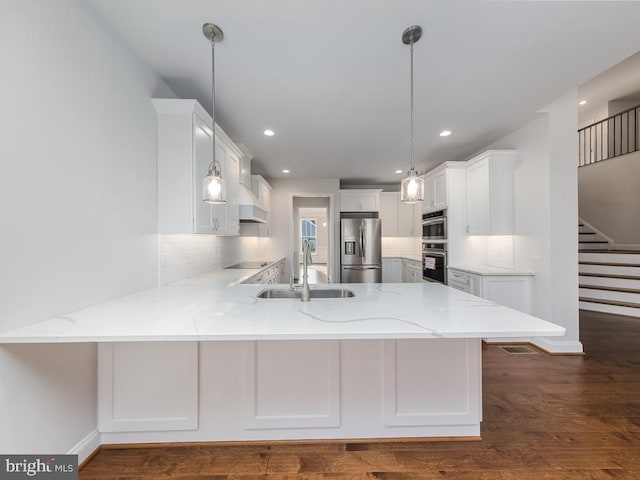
[[448, 267, 532, 314], [380, 192, 421, 237], [382, 258, 403, 282], [465, 150, 515, 235], [242, 259, 286, 285], [423, 168, 447, 212], [402, 258, 423, 283], [98, 342, 198, 432], [153, 98, 240, 235], [340, 190, 381, 212], [383, 258, 422, 283]]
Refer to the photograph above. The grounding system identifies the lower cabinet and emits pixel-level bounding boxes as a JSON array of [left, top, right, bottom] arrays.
[[98, 338, 481, 440], [447, 267, 532, 314], [382, 258, 402, 282], [383, 258, 422, 283], [402, 259, 423, 283], [98, 342, 199, 432], [242, 259, 285, 284]]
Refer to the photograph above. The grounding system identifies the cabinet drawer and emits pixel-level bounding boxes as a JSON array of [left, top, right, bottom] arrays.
[[449, 280, 470, 293], [449, 270, 469, 283]]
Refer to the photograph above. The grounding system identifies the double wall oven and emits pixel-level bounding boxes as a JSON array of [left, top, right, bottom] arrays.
[[422, 209, 448, 284]]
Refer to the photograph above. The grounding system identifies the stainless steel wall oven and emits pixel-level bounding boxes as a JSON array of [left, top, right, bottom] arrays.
[[423, 242, 447, 284], [422, 209, 447, 240]]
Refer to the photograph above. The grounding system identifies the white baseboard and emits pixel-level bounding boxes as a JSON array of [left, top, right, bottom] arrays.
[[68, 428, 101, 464], [531, 337, 584, 354]]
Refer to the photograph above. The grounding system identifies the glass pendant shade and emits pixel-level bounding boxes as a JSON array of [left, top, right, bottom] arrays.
[[203, 162, 226, 204], [400, 166, 424, 204]]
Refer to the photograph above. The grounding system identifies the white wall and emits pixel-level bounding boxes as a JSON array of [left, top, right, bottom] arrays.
[[487, 91, 582, 353], [266, 179, 340, 282], [578, 150, 640, 247], [0, 0, 175, 456]]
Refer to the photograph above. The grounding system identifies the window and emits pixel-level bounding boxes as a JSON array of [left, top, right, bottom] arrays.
[[301, 219, 317, 253]]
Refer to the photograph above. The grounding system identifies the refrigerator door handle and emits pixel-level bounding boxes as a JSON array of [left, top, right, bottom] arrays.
[[361, 221, 365, 259], [343, 266, 381, 270]]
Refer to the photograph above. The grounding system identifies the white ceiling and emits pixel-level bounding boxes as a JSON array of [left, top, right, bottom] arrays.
[[87, 0, 640, 184]]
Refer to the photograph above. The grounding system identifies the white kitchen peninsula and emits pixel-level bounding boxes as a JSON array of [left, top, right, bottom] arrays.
[[0, 271, 564, 448]]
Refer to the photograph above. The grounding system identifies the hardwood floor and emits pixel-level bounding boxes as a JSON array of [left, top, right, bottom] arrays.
[[80, 311, 640, 479]]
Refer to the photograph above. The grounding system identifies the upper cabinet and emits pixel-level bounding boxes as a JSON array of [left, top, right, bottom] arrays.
[[153, 99, 241, 235], [423, 167, 448, 213], [380, 192, 421, 237], [465, 150, 516, 235], [340, 190, 381, 212]]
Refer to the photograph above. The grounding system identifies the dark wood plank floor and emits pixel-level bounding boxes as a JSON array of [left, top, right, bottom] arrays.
[[80, 311, 640, 479]]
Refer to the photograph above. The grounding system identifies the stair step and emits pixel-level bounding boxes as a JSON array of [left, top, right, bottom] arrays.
[[580, 252, 640, 264], [579, 296, 640, 309], [579, 286, 640, 304], [580, 261, 640, 268], [579, 240, 611, 244], [579, 231, 596, 235], [579, 275, 640, 290], [579, 272, 640, 280], [579, 284, 640, 294], [579, 300, 640, 318], [579, 264, 640, 276]]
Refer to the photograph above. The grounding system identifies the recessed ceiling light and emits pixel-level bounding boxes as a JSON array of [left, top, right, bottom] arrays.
[[579, 100, 587, 106], [395, 170, 403, 174], [282, 169, 290, 174], [264, 129, 275, 136], [439, 130, 452, 137]]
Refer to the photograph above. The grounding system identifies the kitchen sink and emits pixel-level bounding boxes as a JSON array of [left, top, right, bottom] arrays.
[[256, 288, 355, 299]]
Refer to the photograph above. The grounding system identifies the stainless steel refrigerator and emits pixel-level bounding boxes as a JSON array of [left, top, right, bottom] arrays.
[[340, 218, 382, 283]]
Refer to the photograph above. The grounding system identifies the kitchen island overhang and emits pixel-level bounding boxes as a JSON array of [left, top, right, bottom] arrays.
[[0, 276, 565, 449]]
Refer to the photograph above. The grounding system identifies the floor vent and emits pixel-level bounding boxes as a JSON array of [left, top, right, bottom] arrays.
[[499, 345, 538, 355]]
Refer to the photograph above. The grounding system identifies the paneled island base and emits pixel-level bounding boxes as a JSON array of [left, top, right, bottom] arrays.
[[98, 338, 482, 444]]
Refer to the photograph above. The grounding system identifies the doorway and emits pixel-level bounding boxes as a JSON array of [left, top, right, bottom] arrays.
[[292, 197, 332, 284]]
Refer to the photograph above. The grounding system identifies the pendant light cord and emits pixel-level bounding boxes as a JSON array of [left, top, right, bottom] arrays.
[[210, 38, 217, 172], [410, 42, 415, 171]]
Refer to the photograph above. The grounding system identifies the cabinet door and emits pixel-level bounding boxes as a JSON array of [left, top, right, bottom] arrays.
[[359, 192, 379, 211], [382, 259, 392, 282], [397, 201, 415, 237], [211, 140, 229, 234], [193, 115, 214, 233], [466, 158, 490, 234], [423, 175, 435, 211], [433, 171, 447, 208], [380, 193, 399, 237], [226, 151, 240, 235], [340, 191, 360, 211], [413, 204, 422, 237]]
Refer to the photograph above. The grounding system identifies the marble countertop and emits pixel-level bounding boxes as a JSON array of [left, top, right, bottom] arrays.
[[448, 264, 534, 276], [0, 267, 563, 343], [383, 255, 422, 262]]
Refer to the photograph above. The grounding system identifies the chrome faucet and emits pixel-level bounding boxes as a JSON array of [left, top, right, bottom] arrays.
[[301, 241, 313, 302]]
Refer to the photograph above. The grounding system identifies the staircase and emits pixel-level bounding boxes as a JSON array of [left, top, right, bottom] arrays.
[[578, 222, 640, 317]]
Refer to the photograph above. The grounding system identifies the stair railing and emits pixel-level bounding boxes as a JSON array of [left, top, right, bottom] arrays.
[[578, 104, 640, 167]]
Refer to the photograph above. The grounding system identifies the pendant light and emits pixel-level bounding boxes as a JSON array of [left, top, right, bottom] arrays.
[[400, 25, 424, 204], [202, 23, 226, 204]]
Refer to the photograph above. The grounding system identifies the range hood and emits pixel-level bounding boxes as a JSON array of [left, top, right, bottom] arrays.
[[238, 184, 267, 223], [235, 144, 267, 223]]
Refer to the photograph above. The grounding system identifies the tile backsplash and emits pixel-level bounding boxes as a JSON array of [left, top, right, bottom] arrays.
[[159, 234, 259, 284], [487, 235, 514, 269], [382, 237, 422, 257]]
